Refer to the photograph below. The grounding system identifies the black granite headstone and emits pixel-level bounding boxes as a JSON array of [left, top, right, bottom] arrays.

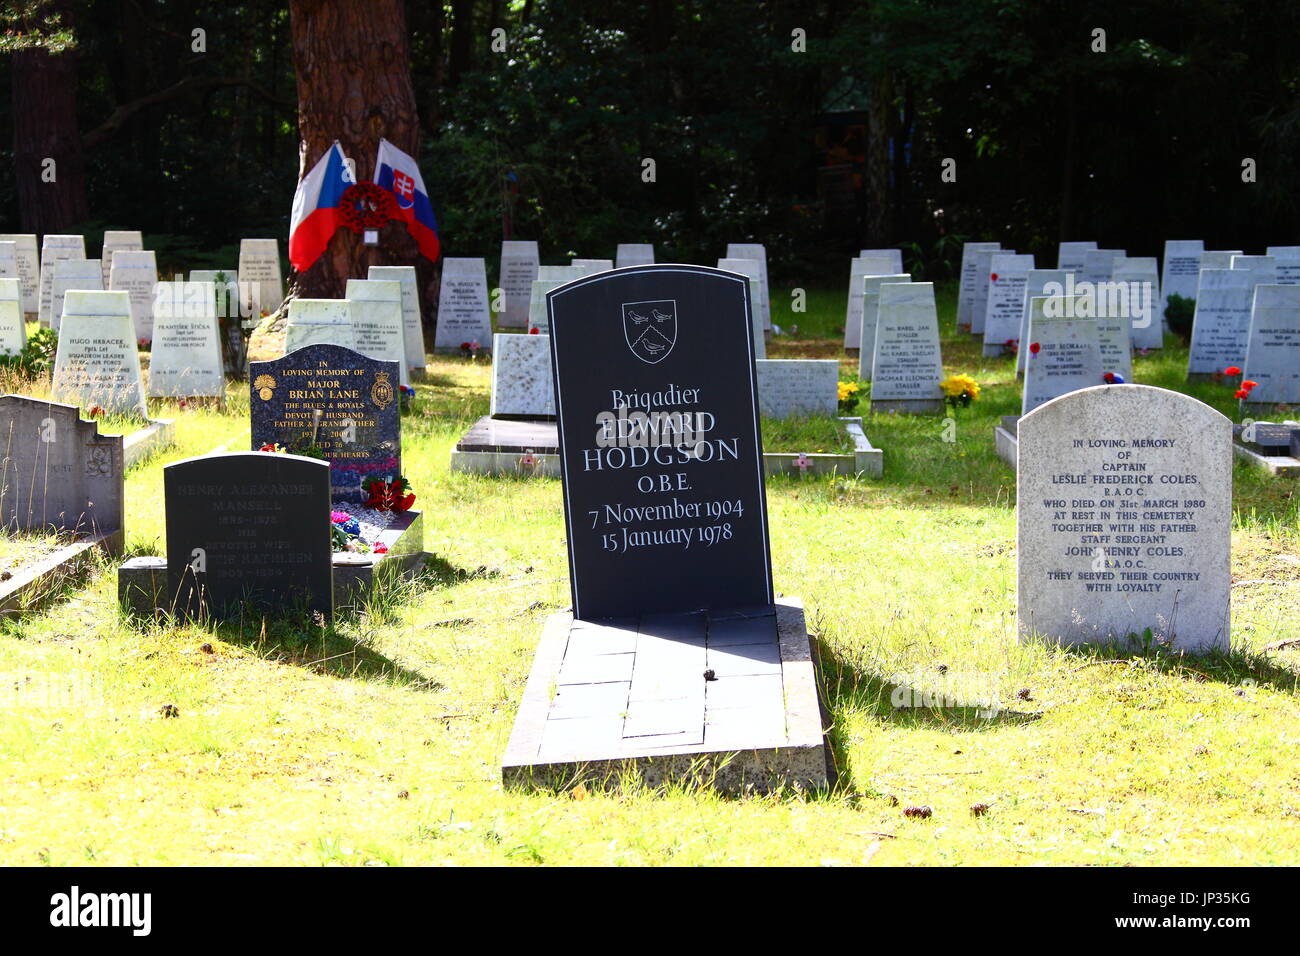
[[249, 344, 400, 505], [547, 264, 772, 620], [165, 451, 333, 619]]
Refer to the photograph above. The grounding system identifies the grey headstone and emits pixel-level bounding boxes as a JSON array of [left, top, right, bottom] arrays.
[[982, 253, 1035, 355], [755, 359, 838, 418], [0, 279, 23, 357], [1265, 246, 1300, 286], [844, 254, 905, 349], [968, 247, 1004, 336], [366, 265, 425, 372], [50, 290, 147, 417], [1186, 269, 1255, 376], [1241, 285, 1300, 407], [346, 278, 409, 386], [1056, 240, 1097, 275], [51, 259, 103, 333], [725, 244, 770, 331], [1112, 257, 1162, 350], [1022, 296, 1103, 415], [38, 235, 86, 328], [870, 282, 945, 412], [433, 257, 492, 352], [1161, 239, 1204, 306], [499, 240, 540, 329], [0, 234, 40, 315], [856, 273, 912, 379], [615, 244, 655, 269], [99, 230, 143, 289], [107, 249, 158, 342], [238, 238, 284, 315], [956, 241, 1000, 330], [491, 332, 554, 418], [148, 280, 225, 398], [283, 298, 355, 353], [1016, 270, 1070, 375]]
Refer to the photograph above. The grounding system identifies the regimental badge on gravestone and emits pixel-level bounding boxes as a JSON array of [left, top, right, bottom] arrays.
[[165, 452, 332, 620], [1017, 385, 1231, 653], [548, 265, 772, 620], [249, 344, 401, 505]]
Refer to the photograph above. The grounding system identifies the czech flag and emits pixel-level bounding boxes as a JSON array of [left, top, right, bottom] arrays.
[[289, 141, 352, 272], [375, 138, 441, 262]]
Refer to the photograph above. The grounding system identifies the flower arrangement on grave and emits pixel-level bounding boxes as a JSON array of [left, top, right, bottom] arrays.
[[459, 340, 481, 359], [838, 380, 861, 414], [363, 474, 416, 512], [1103, 372, 1126, 384], [399, 383, 416, 412], [1001, 338, 1019, 357], [329, 510, 388, 554], [258, 442, 287, 454], [940, 374, 980, 411], [137, 337, 151, 352]]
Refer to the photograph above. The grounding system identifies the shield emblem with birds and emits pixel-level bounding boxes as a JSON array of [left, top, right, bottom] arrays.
[[622, 299, 677, 364]]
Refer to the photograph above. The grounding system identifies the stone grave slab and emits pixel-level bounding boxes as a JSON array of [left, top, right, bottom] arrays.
[[1200, 250, 1243, 272], [51, 259, 104, 333], [1230, 254, 1277, 286], [250, 343, 401, 505], [148, 280, 225, 398], [367, 265, 426, 375], [717, 258, 767, 358], [572, 258, 614, 276], [1186, 269, 1255, 378], [346, 278, 409, 386], [956, 241, 1000, 331], [616, 244, 655, 269], [1021, 295, 1103, 416], [499, 240, 540, 329], [0, 241, 17, 283], [1016, 270, 1069, 376], [1111, 257, 1161, 349], [107, 249, 158, 342], [1241, 285, 1300, 411], [1265, 246, 1300, 285], [756, 359, 838, 418], [725, 243, 771, 330], [968, 246, 1003, 337], [870, 281, 945, 414], [51, 290, 147, 417], [528, 278, 568, 333], [433, 257, 492, 352], [859, 248, 904, 273], [0, 234, 40, 317], [1017, 384, 1230, 653]]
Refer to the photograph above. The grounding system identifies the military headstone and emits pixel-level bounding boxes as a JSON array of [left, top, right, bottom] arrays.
[[0, 234, 40, 317], [165, 452, 332, 620], [1265, 246, 1300, 285], [0, 241, 17, 282], [490, 333, 554, 418], [0, 395, 123, 541], [1016, 270, 1069, 375], [547, 264, 771, 619], [538, 265, 583, 282], [499, 240, 540, 329], [1186, 269, 1255, 377], [433, 257, 492, 352], [843, 254, 901, 350], [859, 248, 905, 274], [1022, 296, 1103, 415], [238, 238, 284, 316], [189, 269, 240, 322], [957, 241, 1000, 330], [615, 244, 655, 269], [572, 258, 614, 276], [366, 264, 425, 375], [51, 259, 103, 333], [1161, 239, 1204, 308], [725, 243, 771, 331], [346, 278, 409, 386], [856, 273, 912, 380], [755, 359, 838, 418], [100, 230, 143, 288], [1081, 248, 1125, 285], [1056, 240, 1098, 275], [1241, 285, 1300, 410], [982, 253, 1036, 355], [870, 281, 945, 413], [1112, 256, 1162, 349], [717, 257, 767, 358], [1017, 385, 1230, 653], [968, 247, 1004, 337], [148, 280, 224, 398], [1230, 254, 1277, 286], [527, 278, 567, 333], [1199, 250, 1243, 272], [107, 249, 158, 342], [50, 290, 147, 417], [249, 343, 401, 505], [38, 234, 86, 328], [0, 279, 26, 357], [283, 298, 356, 353]]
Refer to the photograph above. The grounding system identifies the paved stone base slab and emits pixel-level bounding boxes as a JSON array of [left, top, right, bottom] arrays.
[[122, 418, 176, 468], [502, 597, 829, 794], [454, 415, 884, 478], [0, 531, 122, 617], [117, 510, 426, 617], [1232, 441, 1300, 476]]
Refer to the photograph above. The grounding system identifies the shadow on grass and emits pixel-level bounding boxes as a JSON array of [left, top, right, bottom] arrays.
[[1060, 640, 1300, 696]]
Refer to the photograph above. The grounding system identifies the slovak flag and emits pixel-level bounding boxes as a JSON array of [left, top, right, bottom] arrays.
[[374, 138, 441, 262], [289, 141, 352, 272]]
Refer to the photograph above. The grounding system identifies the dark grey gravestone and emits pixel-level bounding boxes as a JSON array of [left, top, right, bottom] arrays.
[[165, 451, 333, 620], [249, 343, 400, 505], [547, 264, 772, 620], [0, 395, 123, 547]]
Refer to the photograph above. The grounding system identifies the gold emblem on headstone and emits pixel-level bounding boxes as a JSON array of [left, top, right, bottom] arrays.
[[254, 373, 276, 401], [371, 371, 394, 409]]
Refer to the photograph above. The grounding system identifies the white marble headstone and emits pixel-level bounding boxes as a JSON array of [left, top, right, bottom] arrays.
[[346, 279, 409, 387], [1230, 254, 1277, 286], [859, 248, 905, 274], [843, 254, 902, 349], [433, 257, 492, 352], [366, 264, 425, 373], [148, 280, 225, 398], [725, 244, 770, 330], [38, 234, 86, 327], [238, 238, 284, 316], [968, 247, 1004, 337], [491, 332, 554, 417], [755, 359, 838, 418], [0, 234, 40, 316], [1241, 285, 1300, 408], [538, 265, 583, 282], [52, 259, 104, 333], [0, 241, 17, 282], [1160, 239, 1204, 307], [107, 249, 158, 342], [1112, 257, 1161, 350], [856, 274, 912, 380], [283, 298, 356, 353], [0, 278, 23, 357], [1056, 240, 1098, 274], [1199, 250, 1243, 272], [527, 278, 568, 333], [499, 240, 540, 329], [1022, 296, 1103, 415], [1081, 249, 1125, 285], [571, 258, 614, 277], [1016, 270, 1069, 375], [615, 244, 655, 269], [1186, 269, 1255, 376], [51, 290, 147, 417], [100, 230, 143, 288], [982, 253, 1036, 355], [870, 282, 945, 412], [957, 241, 1000, 330], [1265, 246, 1300, 286], [1017, 384, 1230, 653], [189, 269, 241, 321], [717, 258, 767, 359]]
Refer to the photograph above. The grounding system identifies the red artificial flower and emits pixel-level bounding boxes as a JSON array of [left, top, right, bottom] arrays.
[[1224, 366, 1242, 376], [990, 273, 999, 282], [1029, 342, 1040, 355], [373, 544, 389, 555], [529, 327, 540, 335], [1234, 389, 1249, 399], [1103, 372, 1116, 384], [1242, 380, 1259, 390]]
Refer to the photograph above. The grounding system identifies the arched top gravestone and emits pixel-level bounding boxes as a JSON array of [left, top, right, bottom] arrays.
[[547, 264, 772, 620], [1017, 384, 1231, 653]]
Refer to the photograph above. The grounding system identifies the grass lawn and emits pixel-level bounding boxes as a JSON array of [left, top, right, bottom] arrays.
[[0, 279, 1297, 866]]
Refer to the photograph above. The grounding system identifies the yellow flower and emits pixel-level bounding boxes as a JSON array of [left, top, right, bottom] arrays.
[[837, 381, 860, 401], [940, 374, 981, 401]]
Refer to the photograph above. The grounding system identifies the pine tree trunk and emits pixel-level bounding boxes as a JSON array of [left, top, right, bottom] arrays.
[[287, 0, 436, 334], [12, 44, 90, 234]]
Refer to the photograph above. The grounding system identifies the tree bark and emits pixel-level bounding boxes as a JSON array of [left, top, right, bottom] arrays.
[[288, 0, 435, 325], [12, 44, 89, 234]]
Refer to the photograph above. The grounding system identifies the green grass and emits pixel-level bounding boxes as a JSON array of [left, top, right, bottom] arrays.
[[0, 284, 1296, 865], [761, 415, 854, 454]]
